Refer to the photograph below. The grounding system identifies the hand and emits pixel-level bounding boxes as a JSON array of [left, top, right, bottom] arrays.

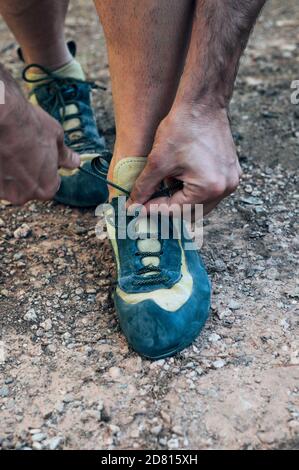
[[0, 88, 80, 205], [128, 105, 242, 216]]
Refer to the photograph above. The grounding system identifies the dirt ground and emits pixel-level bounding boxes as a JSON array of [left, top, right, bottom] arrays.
[[0, 0, 298, 451]]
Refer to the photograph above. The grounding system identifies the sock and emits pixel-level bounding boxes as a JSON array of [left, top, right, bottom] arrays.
[[25, 58, 85, 92]]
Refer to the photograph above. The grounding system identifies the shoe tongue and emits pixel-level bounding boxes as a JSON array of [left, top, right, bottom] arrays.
[[112, 157, 147, 197]]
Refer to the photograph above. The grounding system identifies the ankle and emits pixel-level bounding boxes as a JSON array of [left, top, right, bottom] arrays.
[[23, 39, 72, 71]]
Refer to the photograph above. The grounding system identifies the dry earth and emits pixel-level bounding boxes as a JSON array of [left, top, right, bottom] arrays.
[[0, 0, 298, 450]]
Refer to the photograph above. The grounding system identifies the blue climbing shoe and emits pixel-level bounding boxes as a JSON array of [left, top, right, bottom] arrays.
[[105, 157, 211, 359], [20, 41, 111, 207]]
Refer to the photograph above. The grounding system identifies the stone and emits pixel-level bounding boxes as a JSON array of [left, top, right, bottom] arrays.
[[31, 433, 47, 442], [40, 319, 52, 331], [0, 386, 9, 398], [13, 224, 32, 239], [208, 333, 221, 343], [24, 309, 37, 322], [108, 367, 121, 379], [48, 437, 64, 450], [212, 359, 226, 369]]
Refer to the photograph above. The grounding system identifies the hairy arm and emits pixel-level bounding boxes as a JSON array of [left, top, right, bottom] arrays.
[[130, 0, 268, 214], [175, 0, 268, 109]]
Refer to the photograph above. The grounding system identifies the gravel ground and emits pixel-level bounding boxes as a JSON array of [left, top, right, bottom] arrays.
[[0, 0, 298, 450]]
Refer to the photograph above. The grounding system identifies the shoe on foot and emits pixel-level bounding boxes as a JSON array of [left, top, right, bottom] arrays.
[[105, 157, 211, 360], [19, 41, 111, 207]]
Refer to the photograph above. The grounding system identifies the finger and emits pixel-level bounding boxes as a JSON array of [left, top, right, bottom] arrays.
[[57, 131, 81, 169], [143, 189, 194, 217], [128, 155, 169, 206], [143, 189, 223, 219]]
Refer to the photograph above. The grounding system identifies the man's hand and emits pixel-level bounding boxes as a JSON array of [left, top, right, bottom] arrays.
[[128, 105, 242, 215], [0, 69, 80, 205]]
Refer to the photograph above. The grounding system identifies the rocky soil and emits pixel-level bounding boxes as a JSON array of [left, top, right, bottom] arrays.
[[0, 0, 298, 450]]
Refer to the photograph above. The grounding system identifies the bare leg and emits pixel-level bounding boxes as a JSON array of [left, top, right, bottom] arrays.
[[0, 0, 71, 69], [94, 0, 194, 178]]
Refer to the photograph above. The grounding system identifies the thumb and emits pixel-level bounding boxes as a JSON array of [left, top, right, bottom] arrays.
[[57, 130, 81, 169], [128, 154, 167, 206]]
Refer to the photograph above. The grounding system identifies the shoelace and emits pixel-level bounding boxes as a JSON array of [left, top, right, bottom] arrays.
[[23, 64, 106, 154], [87, 159, 183, 286]]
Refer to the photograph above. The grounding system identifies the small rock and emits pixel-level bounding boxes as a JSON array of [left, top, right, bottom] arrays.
[[208, 333, 221, 343], [29, 429, 41, 434], [151, 425, 162, 436], [46, 344, 57, 354], [5, 377, 14, 385], [216, 308, 232, 320], [240, 196, 263, 206], [108, 367, 121, 379], [167, 438, 179, 449], [14, 223, 32, 239], [75, 288, 84, 296], [244, 184, 253, 193], [63, 393, 74, 404], [213, 259, 226, 272], [40, 319, 52, 331], [0, 218, 5, 227], [32, 433, 47, 442], [0, 289, 9, 297], [24, 308, 37, 322], [0, 386, 9, 397], [228, 300, 241, 311], [32, 442, 43, 450], [86, 287, 97, 294], [212, 359, 226, 369], [48, 436, 63, 450]]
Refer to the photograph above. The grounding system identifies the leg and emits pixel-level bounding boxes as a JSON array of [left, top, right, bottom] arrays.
[[94, 0, 210, 360], [94, 0, 194, 180], [0, 0, 71, 69]]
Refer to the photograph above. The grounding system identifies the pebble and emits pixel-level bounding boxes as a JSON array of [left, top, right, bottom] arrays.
[[208, 333, 221, 343], [108, 367, 121, 379], [216, 308, 232, 320], [212, 359, 226, 369], [0, 217, 5, 227], [151, 425, 162, 435], [46, 344, 57, 354], [213, 259, 227, 272], [32, 442, 43, 450], [40, 319, 52, 331], [0, 386, 9, 397], [24, 308, 37, 322], [167, 438, 179, 449], [31, 433, 47, 442], [48, 436, 63, 450], [13, 223, 32, 239], [63, 393, 74, 403], [228, 300, 241, 311]]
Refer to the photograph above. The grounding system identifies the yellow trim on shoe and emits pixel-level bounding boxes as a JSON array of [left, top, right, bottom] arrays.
[[105, 210, 193, 312]]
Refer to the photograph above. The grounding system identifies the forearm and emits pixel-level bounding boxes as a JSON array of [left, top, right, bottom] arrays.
[[174, 0, 267, 110]]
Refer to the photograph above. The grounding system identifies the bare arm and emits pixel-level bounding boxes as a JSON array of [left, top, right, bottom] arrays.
[[130, 0, 267, 215], [175, 0, 267, 109]]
